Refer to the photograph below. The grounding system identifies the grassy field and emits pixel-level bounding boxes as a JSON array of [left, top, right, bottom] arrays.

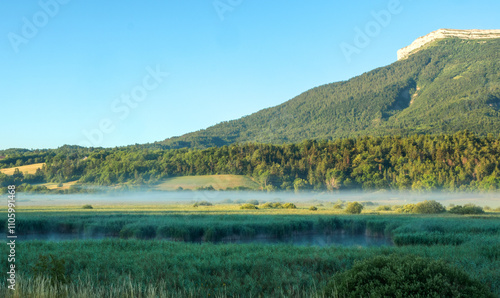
[[0, 203, 499, 297], [155, 174, 260, 190], [39, 180, 78, 190], [0, 163, 45, 175]]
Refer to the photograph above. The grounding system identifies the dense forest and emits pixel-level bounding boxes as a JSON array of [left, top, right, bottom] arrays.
[[160, 38, 500, 149], [1, 131, 500, 193]]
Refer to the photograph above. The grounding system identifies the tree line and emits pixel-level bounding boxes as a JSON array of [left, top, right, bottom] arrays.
[[1, 131, 500, 193]]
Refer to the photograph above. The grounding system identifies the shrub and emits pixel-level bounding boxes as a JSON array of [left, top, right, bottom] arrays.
[[247, 199, 259, 205], [345, 202, 363, 214], [196, 201, 213, 206], [261, 202, 282, 208], [413, 200, 446, 214], [322, 255, 494, 297], [449, 204, 485, 215], [332, 203, 343, 209], [309, 206, 318, 211], [240, 204, 258, 210], [361, 201, 376, 206], [391, 205, 402, 211], [271, 202, 283, 208], [376, 205, 391, 211], [260, 202, 273, 208], [395, 204, 416, 213], [82, 204, 93, 209], [282, 203, 297, 209], [195, 185, 215, 191], [135, 225, 157, 239], [32, 254, 69, 286]]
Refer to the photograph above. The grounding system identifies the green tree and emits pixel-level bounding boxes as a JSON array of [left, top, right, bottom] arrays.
[[345, 202, 363, 214]]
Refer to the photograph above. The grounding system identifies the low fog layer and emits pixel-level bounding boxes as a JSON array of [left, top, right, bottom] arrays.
[[14, 189, 500, 208]]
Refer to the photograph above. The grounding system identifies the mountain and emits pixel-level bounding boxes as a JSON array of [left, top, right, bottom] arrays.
[[160, 29, 500, 149]]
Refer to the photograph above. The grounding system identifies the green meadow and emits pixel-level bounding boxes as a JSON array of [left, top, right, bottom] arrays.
[[154, 175, 259, 191]]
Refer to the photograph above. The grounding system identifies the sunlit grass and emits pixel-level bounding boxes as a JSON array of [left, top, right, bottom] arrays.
[[155, 174, 259, 191], [0, 163, 45, 175]]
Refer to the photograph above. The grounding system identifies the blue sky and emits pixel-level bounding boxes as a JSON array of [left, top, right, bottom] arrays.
[[1, 0, 499, 149]]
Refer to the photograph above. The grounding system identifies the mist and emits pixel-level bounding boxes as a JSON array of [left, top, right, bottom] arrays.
[[14, 189, 500, 208]]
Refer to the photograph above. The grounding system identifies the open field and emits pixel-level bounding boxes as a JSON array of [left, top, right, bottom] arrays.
[[154, 174, 260, 190], [0, 163, 45, 175], [0, 203, 499, 296], [40, 180, 79, 190]]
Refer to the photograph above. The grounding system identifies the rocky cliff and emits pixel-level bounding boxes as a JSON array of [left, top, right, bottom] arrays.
[[397, 29, 500, 60]]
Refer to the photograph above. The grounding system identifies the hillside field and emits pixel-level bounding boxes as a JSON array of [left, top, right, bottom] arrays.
[[0, 163, 45, 175], [40, 180, 79, 190], [154, 174, 259, 191]]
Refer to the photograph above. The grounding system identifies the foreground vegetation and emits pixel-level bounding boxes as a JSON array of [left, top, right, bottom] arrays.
[[1, 203, 499, 297]]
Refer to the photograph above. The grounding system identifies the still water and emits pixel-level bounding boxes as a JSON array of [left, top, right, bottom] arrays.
[[4, 232, 392, 247]]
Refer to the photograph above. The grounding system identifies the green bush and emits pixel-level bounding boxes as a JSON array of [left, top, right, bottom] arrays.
[[449, 204, 485, 215], [260, 202, 272, 208], [32, 254, 69, 286], [332, 203, 343, 209], [395, 203, 416, 213], [413, 200, 446, 214], [376, 205, 391, 211], [332, 200, 345, 210], [82, 204, 93, 209], [361, 201, 376, 206], [309, 206, 318, 211], [282, 203, 297, 209], [271, 202, 283, 208], [195, 185, 215, 191], [345, 202, 363, 214], [261, 202, 283, 208], [240, 203, 258, 210], [247, 199, 259, 205], [322, 255, 494, 297], [195, 201, 213, 206]]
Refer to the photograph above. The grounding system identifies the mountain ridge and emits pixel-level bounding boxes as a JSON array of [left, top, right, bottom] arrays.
[[397, 29, 500, 60], [160, 30, 500, 149]]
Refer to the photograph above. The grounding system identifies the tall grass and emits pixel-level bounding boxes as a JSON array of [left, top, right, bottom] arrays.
[[0, 208, 499, 296], [1, 237, 499, 297]]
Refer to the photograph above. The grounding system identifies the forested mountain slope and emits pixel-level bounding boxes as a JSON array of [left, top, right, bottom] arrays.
[[160, 38, 500, 148]]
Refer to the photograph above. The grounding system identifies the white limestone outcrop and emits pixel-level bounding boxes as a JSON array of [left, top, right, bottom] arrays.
[[397, 29, 500, 60]]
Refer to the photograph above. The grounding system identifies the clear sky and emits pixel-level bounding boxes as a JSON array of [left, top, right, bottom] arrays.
[[1, 0, 499, 149]]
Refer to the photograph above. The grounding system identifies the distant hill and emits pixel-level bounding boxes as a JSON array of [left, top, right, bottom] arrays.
[[160, 30, 500, 149]]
